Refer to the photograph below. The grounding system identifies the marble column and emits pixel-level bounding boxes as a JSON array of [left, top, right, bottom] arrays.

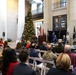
[[69, 0, 76, 20], [0, 0, 7, 40], [17, 0, 25, 40], [67, 0, 76, 44], [44, 0, 52, 35]]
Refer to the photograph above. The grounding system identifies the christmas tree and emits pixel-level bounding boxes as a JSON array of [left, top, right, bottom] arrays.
[[22, 9, 35, 41]]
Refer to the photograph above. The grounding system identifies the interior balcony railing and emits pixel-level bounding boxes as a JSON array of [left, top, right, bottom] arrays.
[[53, 1, 67, 9], [32, 8, 43, 15]]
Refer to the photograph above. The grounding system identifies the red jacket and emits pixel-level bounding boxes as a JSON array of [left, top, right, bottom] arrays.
[[0, 41, 4, 46], [6, 62, 18, 75], [26, 44, 31, 49], [67, 53, 76, 67]]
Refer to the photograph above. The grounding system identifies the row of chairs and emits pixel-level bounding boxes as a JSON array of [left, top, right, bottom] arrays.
[[29, 57, 76, 75], [35, 49, 59, 58], [29, 57, 55, 75]]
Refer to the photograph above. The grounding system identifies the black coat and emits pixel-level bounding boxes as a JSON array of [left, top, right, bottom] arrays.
[[46, 68, 74, 75], [13, 63, 36, 75], [52, 44, 64, 53]]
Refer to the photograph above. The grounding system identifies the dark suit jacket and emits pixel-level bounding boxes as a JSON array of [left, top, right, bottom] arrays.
[[13, 63, 36, 75], [46, 68, 74, 75], [39, 45, 46, 56], [40, 45, 46, 50], [53, 44, 64, 53], [29, 49, 41, 64]]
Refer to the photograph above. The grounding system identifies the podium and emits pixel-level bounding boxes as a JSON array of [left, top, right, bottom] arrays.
[[38, 34, 46, 45]]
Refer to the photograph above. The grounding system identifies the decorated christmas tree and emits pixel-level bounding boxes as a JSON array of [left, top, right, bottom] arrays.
[[22, 9, 35, 41]]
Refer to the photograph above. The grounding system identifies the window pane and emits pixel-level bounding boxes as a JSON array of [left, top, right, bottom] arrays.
[[60, 0, 66, 7]]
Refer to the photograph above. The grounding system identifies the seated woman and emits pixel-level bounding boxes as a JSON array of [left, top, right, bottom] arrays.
[[1, 49, 18, 75], [15, 42, 22, 53], [3, 41, 10, 49], [0, 38, 4, 46], [46, 53, 74, 75], [2, 41, 10, 56], [26, 41, 31, 49]]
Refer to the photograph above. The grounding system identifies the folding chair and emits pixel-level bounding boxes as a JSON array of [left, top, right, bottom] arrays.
[[29, 57, 36, 71], [43, 60, 55, 75]]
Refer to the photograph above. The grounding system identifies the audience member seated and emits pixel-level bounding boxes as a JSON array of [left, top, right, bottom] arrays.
[[29, 43, 41, 64], [21, 39, 26, 47], [0, 38, 4, 46], [73, 34, 76, 41], [46, 53, 74, 75], [53, 39, 64, 53], [66, 32, 70, 44], [64, 45, 76, 67], [52, 32, 55, 43], [62, 35, 66, 45], [53, 35, 58, 44], [26, 41, 31, 49], [73, 40, 76, 45], [3, 41, 9, 48], [40, 41, 47, 50], [2, 41, 10, 56], [42, 44, 57, 68], [15, 42, 22, 53], [1, 49, 18, 75], [31, 34, 37, 44], [35, 44, 40, 49], [13, 49, 36, 75], [39, 41, 47, 56]]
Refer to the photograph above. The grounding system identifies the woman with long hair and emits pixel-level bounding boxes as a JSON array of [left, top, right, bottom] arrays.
[[15, 42, 22, 53], [1, 49, 18, 75], [2, 41, 10, 55]]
